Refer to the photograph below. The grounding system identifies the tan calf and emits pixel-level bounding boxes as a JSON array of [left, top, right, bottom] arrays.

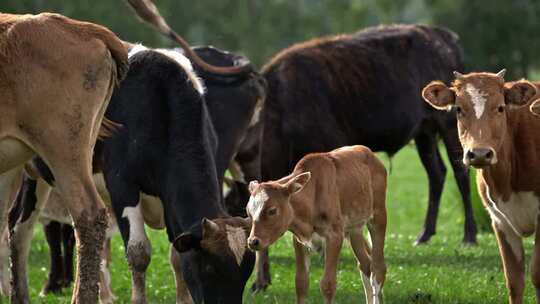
[[423, 70, 540, 304], [246, 145, 387, 304]]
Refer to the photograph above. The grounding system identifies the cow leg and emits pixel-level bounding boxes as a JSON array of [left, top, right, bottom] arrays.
[[9, 177, 51, 304], [320, 232, 343, 304], [62, 223, 76, 288], [109, 194, 150, 304], [414, 132, 446, 245], [0, 228, 9, 297], [292, 236, 310, 304], [440, 129, 477, 244], [170, 246, 193, 304], [367, 214, 387, 304], [493, 223, 525, 304], [349, 229, 374, 303], [531, 217, 540, 302], [41, 221, 65, 295], [99, 237, 116, 304]]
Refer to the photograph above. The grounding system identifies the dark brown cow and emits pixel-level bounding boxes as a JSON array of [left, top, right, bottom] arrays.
[[246, 145, 387, 304], [0, 12, 128, 303], [422, 70, 540, 304]]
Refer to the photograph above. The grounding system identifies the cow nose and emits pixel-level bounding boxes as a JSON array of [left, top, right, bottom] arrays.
[[248, 237, 261, 250], [465, 148, 495, 167]]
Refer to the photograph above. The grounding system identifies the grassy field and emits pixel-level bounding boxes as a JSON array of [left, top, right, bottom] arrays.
[[5, 145, 536, 303]]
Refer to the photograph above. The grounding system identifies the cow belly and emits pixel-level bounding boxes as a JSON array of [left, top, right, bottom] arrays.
[[489, 192, 539, 237], [140, 194, 165, 230]]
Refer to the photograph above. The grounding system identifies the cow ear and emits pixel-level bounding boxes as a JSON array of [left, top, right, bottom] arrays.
[[422, 81, 455, 110], [530, 99, 540, 116], [248, 180, 259, 193], [173, 232, 201, 253], [505, 81, 537, 107], [286, 172, 311, 195], [202, 218, 220, 238]]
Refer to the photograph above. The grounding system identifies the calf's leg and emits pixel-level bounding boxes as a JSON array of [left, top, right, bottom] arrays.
[[42, 221, 65, 294], [62, 223, 76, 287], [320, 232, 343, 304], [367, 209, 386, 303], [293, 236, 310, 304], [349, 229, 374, 303], [531, 219, 540, 302]]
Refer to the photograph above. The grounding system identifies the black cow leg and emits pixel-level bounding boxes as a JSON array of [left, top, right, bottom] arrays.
[[41, 221, 64, 295], [441, 129, 477, 245], [414, 132, 446, 245], [61, 223, 75, 287], [251, 249, 271, 292]]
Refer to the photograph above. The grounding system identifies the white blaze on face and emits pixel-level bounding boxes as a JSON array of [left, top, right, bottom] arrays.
[[465, 83, 488, 119], [247, 189, 269, 221], [226, 225, 247, 266]]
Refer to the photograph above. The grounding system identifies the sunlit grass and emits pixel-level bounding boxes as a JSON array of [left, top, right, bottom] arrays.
[[6, 145, 535, 303]]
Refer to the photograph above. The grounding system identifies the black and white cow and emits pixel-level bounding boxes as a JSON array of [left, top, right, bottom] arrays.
[[6, 45, 264, 304]]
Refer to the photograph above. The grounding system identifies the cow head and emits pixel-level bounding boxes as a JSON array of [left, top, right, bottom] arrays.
[[173, 216, 254, 304], [422, 70, 537, 168], [246, 172, 311, 251]]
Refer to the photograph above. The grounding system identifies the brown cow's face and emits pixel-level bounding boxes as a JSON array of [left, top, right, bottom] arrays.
[[246, 172, 311, 250], [422, 70, 537, 168]]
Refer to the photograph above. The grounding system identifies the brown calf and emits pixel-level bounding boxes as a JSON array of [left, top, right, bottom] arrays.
[[246, 145, 387, 304], [423, 70, 540, 304], [0, 12, 127, 304]]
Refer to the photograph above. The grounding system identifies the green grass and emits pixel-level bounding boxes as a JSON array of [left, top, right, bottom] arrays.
[[4, 145, 537, 303]]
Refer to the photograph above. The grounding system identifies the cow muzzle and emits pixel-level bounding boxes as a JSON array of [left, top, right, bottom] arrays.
[[464, 147, 496, 167], [247, 236, 262, 251]]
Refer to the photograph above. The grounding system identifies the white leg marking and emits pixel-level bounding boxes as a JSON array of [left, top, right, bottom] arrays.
[[465, 83, 488, 119], [226, 225, 246, 265], [371, 273, 382, 304], [122, 204, 146, 247], [247, 189, 269, 221], [361, 272, 374, 304]]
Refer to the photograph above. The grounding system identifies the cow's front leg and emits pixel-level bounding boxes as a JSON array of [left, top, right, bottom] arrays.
[[320, 232, 343, 304], [530, 216, 540, 302], [293, 236, 310, 304], [493, 223, 525, 304]]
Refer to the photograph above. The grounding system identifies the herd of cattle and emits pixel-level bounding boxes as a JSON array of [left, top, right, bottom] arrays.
[[0, 0, 540, 303]]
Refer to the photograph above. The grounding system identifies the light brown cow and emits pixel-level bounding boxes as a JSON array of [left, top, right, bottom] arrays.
[[423, 70, 540, 304], [0, 12, 127, 304], [246, 145, 387, 304]]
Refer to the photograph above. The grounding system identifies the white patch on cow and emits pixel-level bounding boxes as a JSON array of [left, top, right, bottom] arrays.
[[127, 44, 206, 96], [465, 83, 488, 119], [247, 189, 269, 221], [361, 272, 374, 304], [249, 98, 264, 127], [122, 203, 147, 246], [371, 273, 382, 304], [100, 258, 111, 287], [226, 225, 247, 266], [485, 187, 539, 261]]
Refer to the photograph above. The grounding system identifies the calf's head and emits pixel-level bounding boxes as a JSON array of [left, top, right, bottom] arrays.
[[422, 70, 537, 168], [173, 217, 255, 304], [246, 172, 311, 251]]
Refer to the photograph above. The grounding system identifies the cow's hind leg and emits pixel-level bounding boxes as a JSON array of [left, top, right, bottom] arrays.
[[9, 177, 51, 304], [349, 229, 374, 303], [320, 231, 343, 304], [62, 223, 76, 288], [170, 246, 193, 304], [41, 221, 65, 295], [414, 131, 446, 245]]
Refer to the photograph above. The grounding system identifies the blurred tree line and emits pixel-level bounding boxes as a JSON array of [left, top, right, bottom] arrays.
[[2, 0, 540, 79]]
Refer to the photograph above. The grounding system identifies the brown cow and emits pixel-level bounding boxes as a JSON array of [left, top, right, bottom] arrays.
[[422, 70, 540, 304], [0, 12, 127, 304], [246, 145, 387, 304]]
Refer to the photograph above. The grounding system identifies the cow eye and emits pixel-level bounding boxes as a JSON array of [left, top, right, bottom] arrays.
[[267, 207, 277, 216], [497, 105, 505, 113]]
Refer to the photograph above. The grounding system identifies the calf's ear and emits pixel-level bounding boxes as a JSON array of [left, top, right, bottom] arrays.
[[286, 172, 311, 195], [422, 81, 455, 110], [505, 81, 537, 107], [173, 232, 202, 253], [202, 218, 220, 237], [248, 180, 259, 193], [530, 99, 540, 116]]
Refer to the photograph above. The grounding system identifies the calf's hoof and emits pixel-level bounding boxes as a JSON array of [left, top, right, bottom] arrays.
[[413, 230, 434, 246], [40, 280, 64, 296], [250, 278, 271, 293]]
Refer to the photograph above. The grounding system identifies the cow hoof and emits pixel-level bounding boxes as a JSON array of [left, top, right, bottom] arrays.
[[250, 279, 271, 293], [413, 232, 433, 246], [40, 280, 64, 296], [462, 237, 477, 246]]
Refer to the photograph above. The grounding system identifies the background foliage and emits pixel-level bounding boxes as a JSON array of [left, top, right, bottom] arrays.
[[2, 0, 540, 79]]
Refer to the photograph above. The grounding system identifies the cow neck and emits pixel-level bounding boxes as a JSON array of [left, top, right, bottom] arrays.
[[288, 197, 314, 241]]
